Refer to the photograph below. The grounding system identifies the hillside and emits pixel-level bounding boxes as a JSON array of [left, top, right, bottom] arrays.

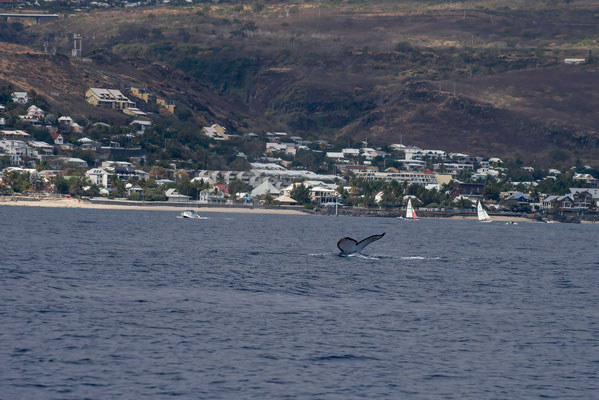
[[3, 0, 599, 165], [0, 43, 246, 129]]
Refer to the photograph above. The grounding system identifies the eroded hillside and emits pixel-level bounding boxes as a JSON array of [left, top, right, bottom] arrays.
[[3, 0, 599, 164]]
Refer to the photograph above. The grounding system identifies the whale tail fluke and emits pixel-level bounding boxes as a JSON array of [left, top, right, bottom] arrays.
[[337, 233, 385, 255]]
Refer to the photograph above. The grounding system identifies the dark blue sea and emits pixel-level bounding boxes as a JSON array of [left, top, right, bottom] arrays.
[[1, 206, 598, 399]]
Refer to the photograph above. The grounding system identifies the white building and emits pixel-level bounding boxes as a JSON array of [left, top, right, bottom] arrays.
[[202, 124, 228, 140], [251, 181, 281, 198], [0, 140, 33, 159], [341, 148, 361, 158], [28, 141, 54, 158], [11, 92, 28, 104], [58, 157, 89, 169], [564, 58, 585, 65], [165, 188, 190, 202], [58, 116, 73, 127], [86, 161, 149, 191], [20, 105, 44, 125], [326, 152, 345, 161], [266, 142, 298, 156], [355, 169, 438, 185]]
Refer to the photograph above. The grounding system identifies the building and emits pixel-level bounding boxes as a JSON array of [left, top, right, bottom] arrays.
[[50, 133, 64, 146], [58, 116, 73, 128], [11, 92, 28, 104], [267, 142, 298, 156], [434, 162, 475, 175], [450, 181, 484, 199], [564, 58, 585, 65], [554, 192, 594, 212], [57, 157, 89, 169], [573, 173, 598, 188], [202, 124, 228, 141], [354, 168, 438, 186], [199, 188, 226, 204], [251, 181, 280, 198], [570, 188, 599, 207], [1, 130, 30, 141], [505, 192, 532, 204], [131, 119, 152, 135], [274, 195, 297, 206], [235, 192, 253, 204], [341, 148, 361, 158], [397, 159, 427, 171], [195, 164, 337, 189], [28, 141, 54, 158], [165, 188, 190, 203], [0, 140, 33, 160], [156, 98, 175, 114], [20, 105, 45, 125], [85, 161, 149, 191], [85, 88, 136, 110], [541, 195, 558, 211], [326, 152, 345, 161], [130, 87, 155, 103], [78, 137, 100, 151], [310, 186, 340, 205], [123, 107, 148, 118]]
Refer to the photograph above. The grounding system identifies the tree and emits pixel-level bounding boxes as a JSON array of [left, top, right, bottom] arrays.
[[229, 178, 250, 199], [71, 150, 96, 166], [0, 155, 11, 169], [483, 185, 501, 201], [149, 165, 169, 180], [53, 175, 69, 194], [109, 176, 126, 198], [263, 190, 274, 205], [30, 173, 43, 192], [455, 197, 473, 209], [229, 157, 251, 171], [144, 187, 166, 201], [290, 183, 311, 204], [67, 176, 93, 197]]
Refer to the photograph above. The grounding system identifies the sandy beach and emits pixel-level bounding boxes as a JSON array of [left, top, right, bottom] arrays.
[[0, 197, 306, 215], [2, 197, 596, 223]]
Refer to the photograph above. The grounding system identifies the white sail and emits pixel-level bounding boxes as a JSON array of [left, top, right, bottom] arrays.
[[477, 201, 492, 222], [406, 199, 418, 219]]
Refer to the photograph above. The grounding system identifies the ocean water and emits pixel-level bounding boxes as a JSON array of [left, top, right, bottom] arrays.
[[1, 206, 598, 399]]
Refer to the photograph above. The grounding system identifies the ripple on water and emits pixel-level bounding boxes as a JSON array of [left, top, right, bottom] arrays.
[[0, 207, 598, 399]]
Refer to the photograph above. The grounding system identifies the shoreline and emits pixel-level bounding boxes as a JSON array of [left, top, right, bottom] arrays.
[[0, 198, 306, 215], [1, 197, 597, 224]]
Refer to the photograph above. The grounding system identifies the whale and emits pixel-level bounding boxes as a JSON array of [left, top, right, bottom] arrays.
[[337, 233, 385, 255]]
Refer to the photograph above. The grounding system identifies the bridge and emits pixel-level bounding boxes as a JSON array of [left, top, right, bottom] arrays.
[[0, 13, 60, 23]]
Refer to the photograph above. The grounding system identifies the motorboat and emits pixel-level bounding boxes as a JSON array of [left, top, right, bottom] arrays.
[[178, 210, 200, 219]]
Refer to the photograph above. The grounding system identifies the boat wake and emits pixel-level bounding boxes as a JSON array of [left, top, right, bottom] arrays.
[[307, 252, 380, 260], [347, 253, 380, 260], [307, 253, 442, 262]]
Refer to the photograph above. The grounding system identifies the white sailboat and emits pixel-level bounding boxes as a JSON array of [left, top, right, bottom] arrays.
[[477, 201, 492, 222], [405, 198, 418, 220]]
